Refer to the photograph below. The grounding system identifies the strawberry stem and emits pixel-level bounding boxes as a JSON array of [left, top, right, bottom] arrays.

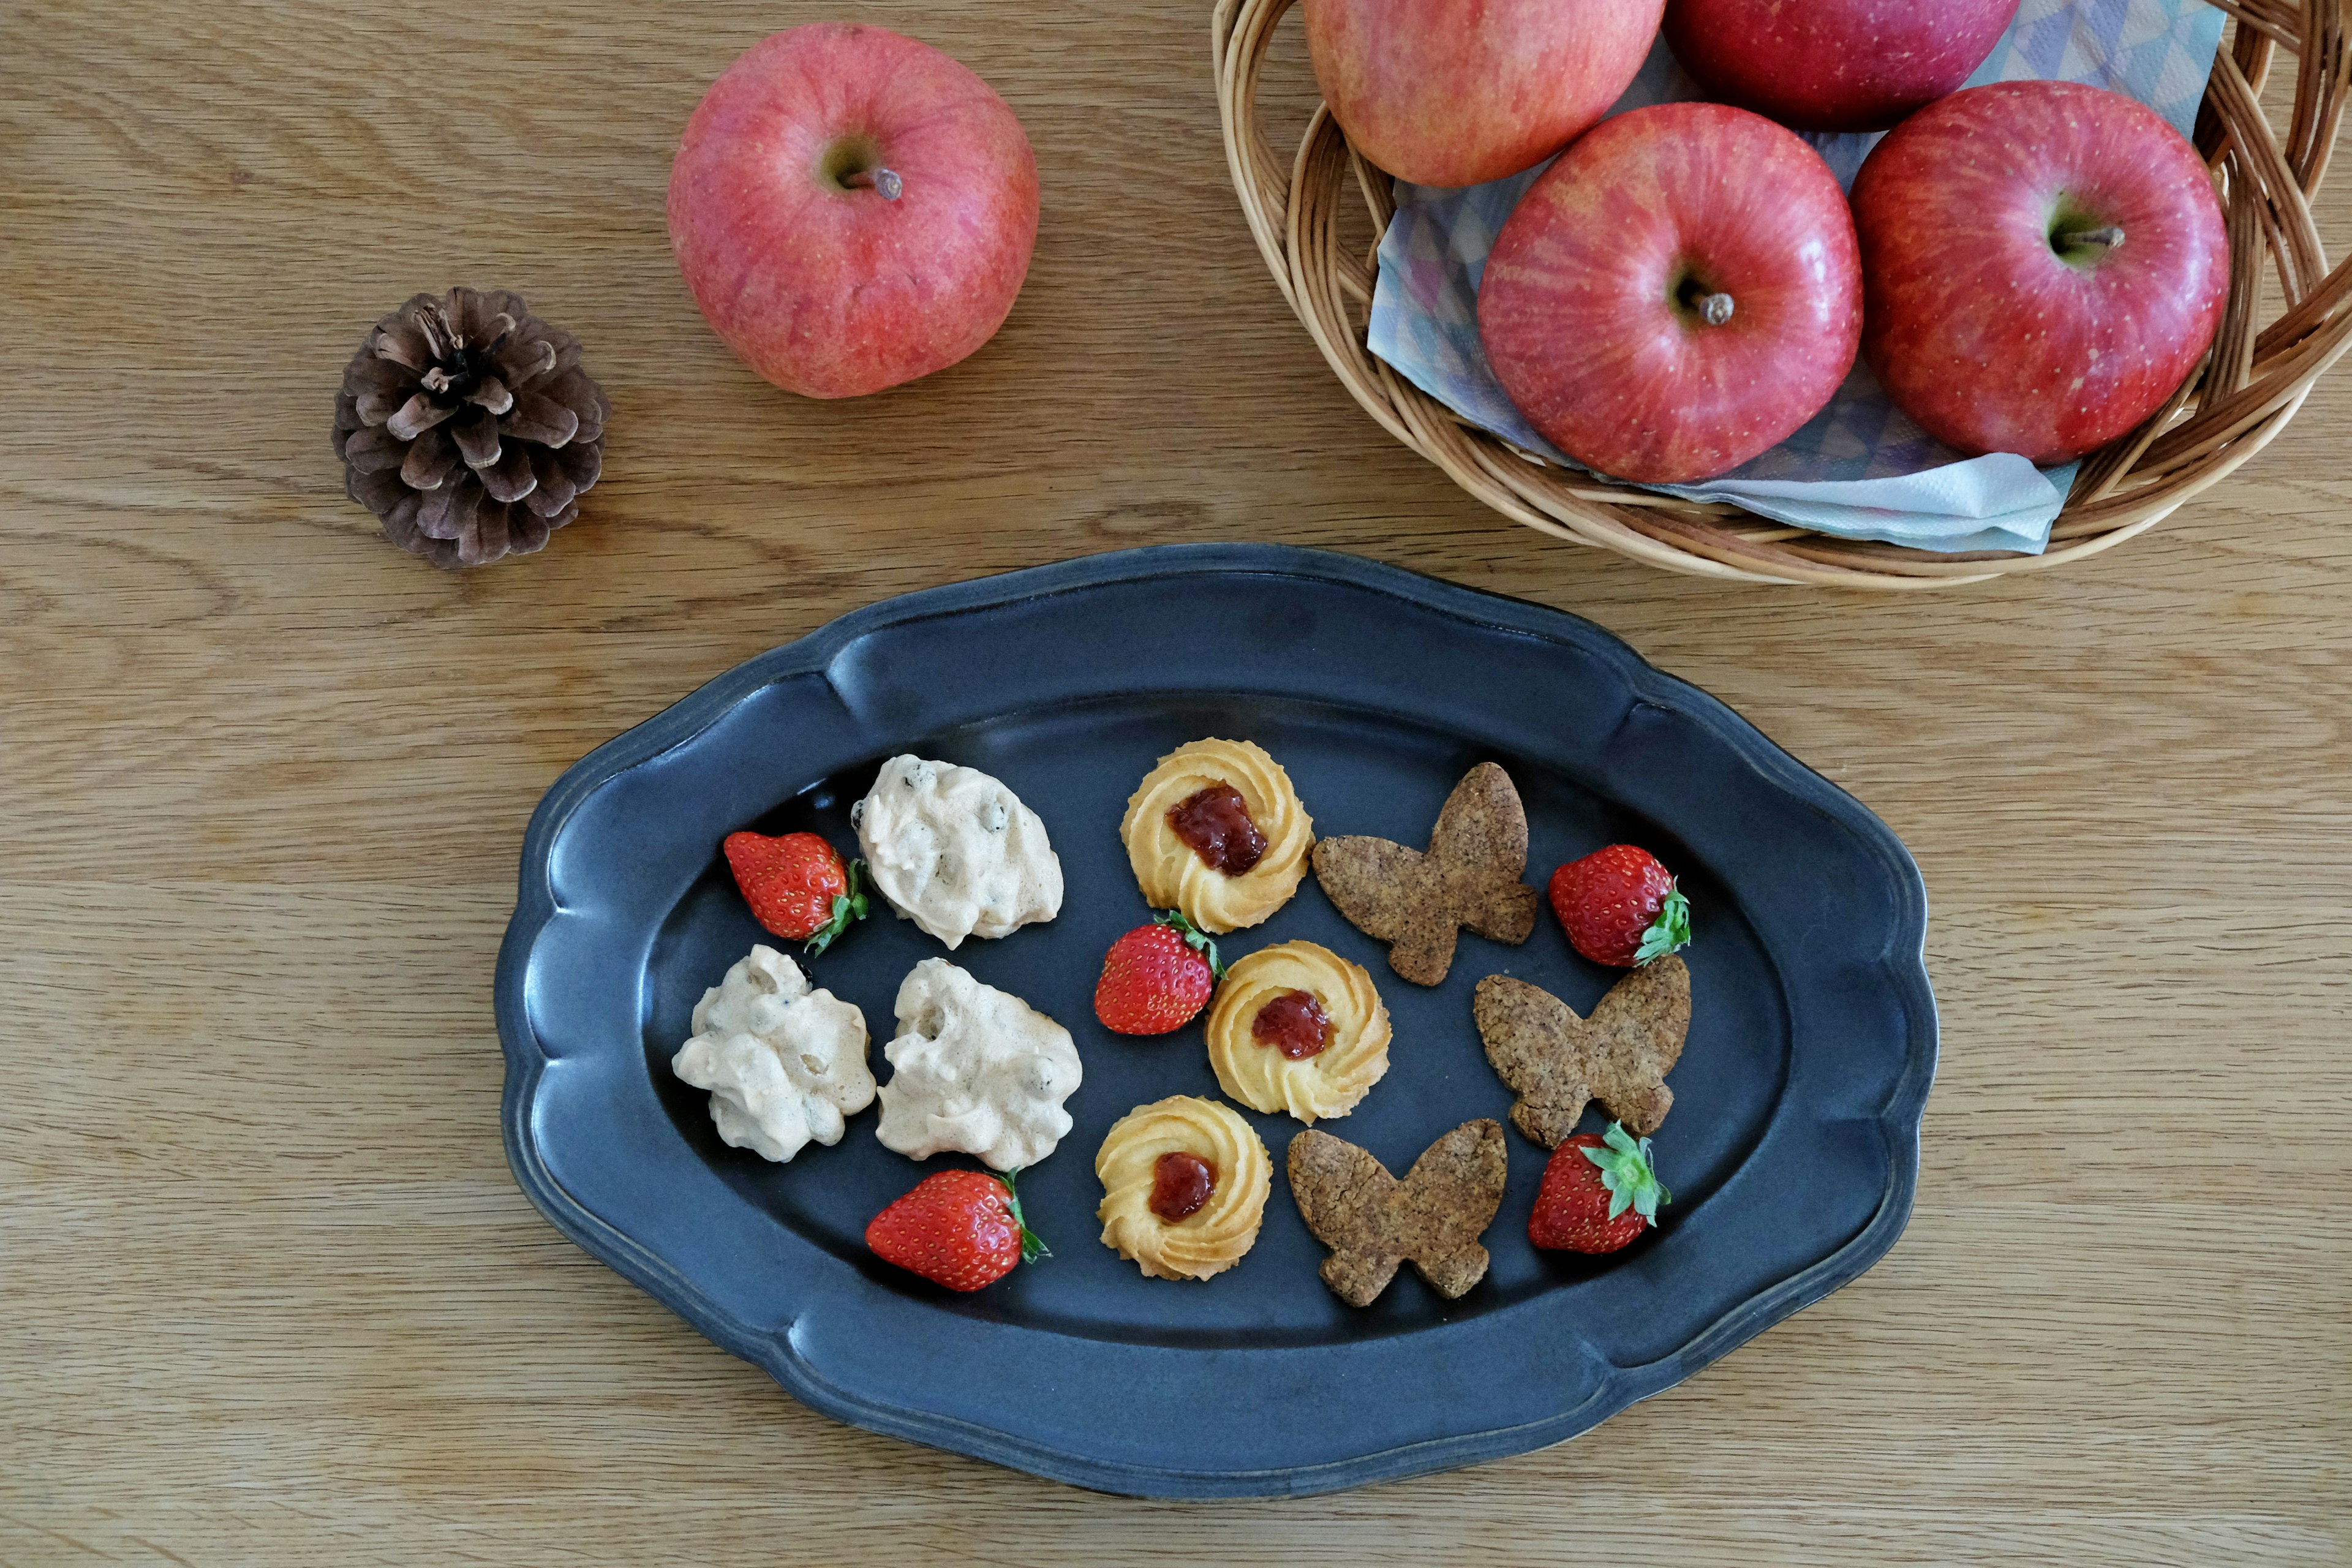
[[999, 1168, 1050, 1263], [803, 858, 871, 957], [1633, 882, 1691, 966], [1580, 1121, 1668, 1225]]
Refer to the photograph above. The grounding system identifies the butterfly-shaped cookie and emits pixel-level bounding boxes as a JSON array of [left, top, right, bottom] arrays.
[[1310, 762, 1540, 986], [1287, 1119, 1507, 1307], [1474, 957, 1690, 1147]]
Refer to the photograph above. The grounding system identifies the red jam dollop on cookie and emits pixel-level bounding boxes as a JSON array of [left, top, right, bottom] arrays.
[[1149, 1150, 1218, 1222], [1167, 784, 1268, 877], [1250, 989, 1331, 1060]]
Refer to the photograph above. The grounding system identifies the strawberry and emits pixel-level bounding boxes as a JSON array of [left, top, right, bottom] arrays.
[[1548, 844, 1691, 968], [1094, 910, 1225, 1035], [1528, 1123, 1669, 1254], [723, 831, 868, 955], [865, 1168, 1048, 1292]]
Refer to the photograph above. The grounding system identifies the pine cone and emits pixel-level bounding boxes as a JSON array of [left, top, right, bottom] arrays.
[[333, 288, 608, 569]]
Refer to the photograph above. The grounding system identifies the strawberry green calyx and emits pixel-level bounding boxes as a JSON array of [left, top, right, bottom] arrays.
[[1580, 1121, 1670, 1225], [998, 1168, 1051, 1264], [804, 858, 872, 958], [1633, 882, 1692, 966], [1153, 908, 1226, 982]]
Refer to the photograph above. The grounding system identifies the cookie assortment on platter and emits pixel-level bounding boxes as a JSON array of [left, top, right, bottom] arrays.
[[669, 743, 1707, 1303]]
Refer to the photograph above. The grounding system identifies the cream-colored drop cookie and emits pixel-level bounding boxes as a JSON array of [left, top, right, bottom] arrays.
[[1095, 1096, 1271, 1281], [1204, 941, 1390, 1124], [671, 945, 873, 1163], [1120, 738, 1313, 933], [854, 755, 1062, 950], [873, 959, 1081, 1170]]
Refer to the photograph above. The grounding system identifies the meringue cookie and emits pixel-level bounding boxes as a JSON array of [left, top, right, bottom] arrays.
[[671, 945, 873, 1163], [874, 958, 1082, 1170], [853, 755, 1063, 949]]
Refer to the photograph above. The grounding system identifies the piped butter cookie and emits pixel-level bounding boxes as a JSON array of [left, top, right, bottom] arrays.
[[1121, 739, 1313, 933], [1204, 940, 1390, 1124], [1096, 1096, 1272, 1281]]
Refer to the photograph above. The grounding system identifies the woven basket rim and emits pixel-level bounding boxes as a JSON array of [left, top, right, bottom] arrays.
[[1213, 0, 2352, 587]]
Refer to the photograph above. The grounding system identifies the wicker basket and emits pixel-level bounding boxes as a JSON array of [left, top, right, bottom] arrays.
[[1214, 0, 2352, 587]]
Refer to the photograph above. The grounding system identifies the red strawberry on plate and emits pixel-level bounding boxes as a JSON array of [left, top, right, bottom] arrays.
[[723, 830, 869, 955], [1528, 1122, 1669, 1254], [865, 1168, 1049, 1292], [1095, 910, 1225, 1035], [1548, 844, 1691, 968]]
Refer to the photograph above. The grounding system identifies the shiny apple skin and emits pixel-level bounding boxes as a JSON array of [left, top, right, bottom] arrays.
[[1852, 81, 2228, 464], [1477, 102, 1862, 484], [1663, 0, 2019, 134], [1303, 0, 1665, 188], [668, 23, 1040, 399]]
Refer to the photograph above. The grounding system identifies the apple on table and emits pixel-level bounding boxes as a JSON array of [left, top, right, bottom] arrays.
[[668, 21, 1040, 399]]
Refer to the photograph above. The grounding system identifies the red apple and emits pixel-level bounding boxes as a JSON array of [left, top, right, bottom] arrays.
[[1303, 0, 1666, 188], [1852, 81, 2228, 464], [667, 23, 1040, 399], [1663, 0, 2019, 134], [1477, 102, 1862, 485]]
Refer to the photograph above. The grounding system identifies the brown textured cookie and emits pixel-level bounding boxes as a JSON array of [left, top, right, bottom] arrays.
[[1474, 957, 1691, 1147], [1310, 762, 1540, 986], [1287, 1119, 1507, 1307]]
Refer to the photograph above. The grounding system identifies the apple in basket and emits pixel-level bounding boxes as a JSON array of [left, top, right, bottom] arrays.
[[1303, 0, 1666, 187], [1662, 0, 2021, 134], [1850, 80, 2229, 464], [1477, 102, 1863, 486], [668, 22, 1040, 399]]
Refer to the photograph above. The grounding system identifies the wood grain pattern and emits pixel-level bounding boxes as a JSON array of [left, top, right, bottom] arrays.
[[2, 2, 2347, 1563]]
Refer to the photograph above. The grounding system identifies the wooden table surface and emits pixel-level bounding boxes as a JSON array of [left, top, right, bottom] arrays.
[[5, 2, 2348, 1563]]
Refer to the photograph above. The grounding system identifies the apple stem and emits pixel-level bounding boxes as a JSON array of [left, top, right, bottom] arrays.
[[2056, 225, 2124, 251], [1698, 292, 1735, 327], [843, 167, 903, 200]]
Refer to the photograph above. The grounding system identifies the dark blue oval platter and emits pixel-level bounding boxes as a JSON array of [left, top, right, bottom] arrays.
[[496, 543, 1937, 1498]]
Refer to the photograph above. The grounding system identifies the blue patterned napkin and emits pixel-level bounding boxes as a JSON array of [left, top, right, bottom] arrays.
[[1365, 0, 2227, 554]]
